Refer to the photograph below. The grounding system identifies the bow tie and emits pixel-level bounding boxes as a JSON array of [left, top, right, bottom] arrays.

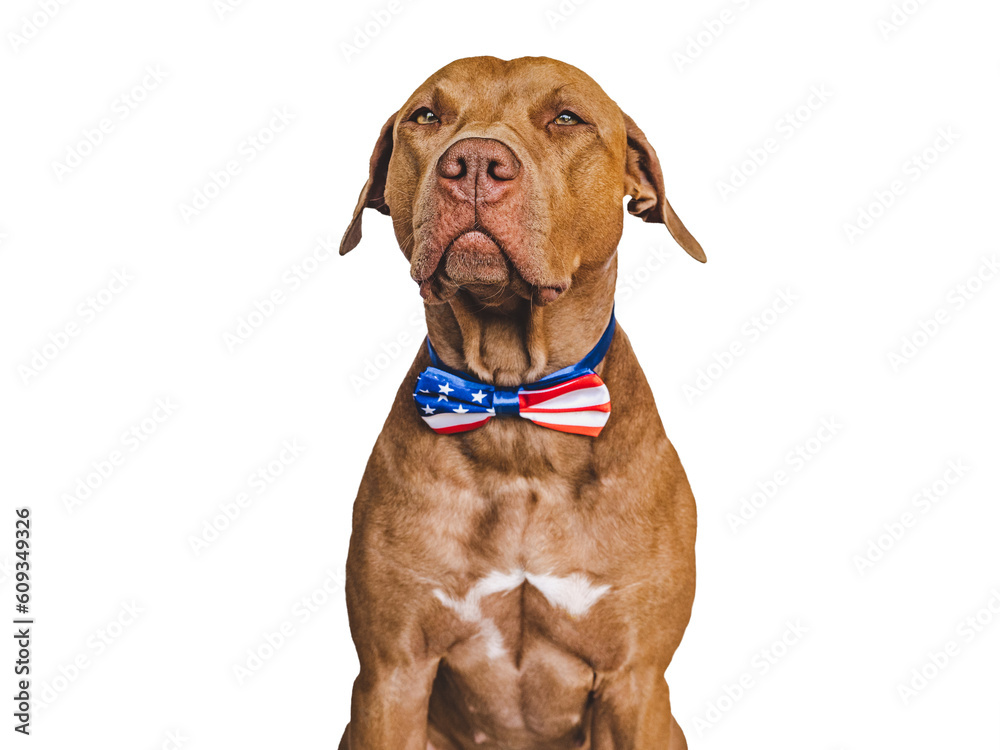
[[413, 311, 615, 437]]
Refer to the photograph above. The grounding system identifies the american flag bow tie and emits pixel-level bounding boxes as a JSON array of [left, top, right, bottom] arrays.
[[413, 311, 615, 437]]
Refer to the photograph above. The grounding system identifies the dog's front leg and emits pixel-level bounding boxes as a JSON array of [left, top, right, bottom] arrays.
[[343, 654, 439, 750], [589, 668, 686, 749], [342, 523, 444, 749]]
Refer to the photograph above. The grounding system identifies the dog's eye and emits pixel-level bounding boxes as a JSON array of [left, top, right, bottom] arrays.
[[412, 108, 440, 125], [553, 111, 582, 126]]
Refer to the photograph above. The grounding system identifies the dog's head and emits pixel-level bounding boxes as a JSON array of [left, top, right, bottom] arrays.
[[340, 56, 704, 307]]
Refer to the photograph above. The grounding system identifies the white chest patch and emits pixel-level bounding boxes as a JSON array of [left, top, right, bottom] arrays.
[[433, 570, 523, 659], [523, 571, 612, 618], [433, 569, 611, 659]]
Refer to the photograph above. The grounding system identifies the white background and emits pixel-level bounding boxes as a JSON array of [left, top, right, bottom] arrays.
[[2, 0, 998, 747]]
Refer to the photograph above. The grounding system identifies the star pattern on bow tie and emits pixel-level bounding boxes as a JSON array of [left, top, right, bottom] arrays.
[[413, 369, 611, 436], [413, 309, 615, 437]]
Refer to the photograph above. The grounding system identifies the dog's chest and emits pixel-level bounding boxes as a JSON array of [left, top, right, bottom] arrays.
[[433, 567, 611, 657], [421, 466, 638, 739], [404, 421, 669, 742], [429, 563, 620, 745], [428, 431, 638, 660]]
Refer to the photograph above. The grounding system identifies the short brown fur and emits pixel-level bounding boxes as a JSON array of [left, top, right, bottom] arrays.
[[339, 56, 702, 749]]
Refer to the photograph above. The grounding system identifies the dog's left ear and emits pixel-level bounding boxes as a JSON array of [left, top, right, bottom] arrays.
[[340, 111, 398, 255], [622, 112, 706, 263]]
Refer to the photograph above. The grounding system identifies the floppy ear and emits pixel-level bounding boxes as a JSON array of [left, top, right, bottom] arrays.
[[339, 111, 398, 255], [622, 112, 706, 263]]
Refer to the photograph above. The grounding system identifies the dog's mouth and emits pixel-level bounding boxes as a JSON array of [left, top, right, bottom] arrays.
[[414, 229, 567, 306], [443, 229, 511, 284], [416, 229, 519, 304]]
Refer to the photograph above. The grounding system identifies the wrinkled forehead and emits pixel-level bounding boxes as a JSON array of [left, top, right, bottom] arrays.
[[402, 56, 622, 126]]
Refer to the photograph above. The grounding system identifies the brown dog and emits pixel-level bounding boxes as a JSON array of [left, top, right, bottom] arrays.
[[338, 56, 704, 750]]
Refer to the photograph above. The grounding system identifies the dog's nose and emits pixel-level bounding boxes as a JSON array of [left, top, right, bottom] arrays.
[[436, 138, 521, 204]]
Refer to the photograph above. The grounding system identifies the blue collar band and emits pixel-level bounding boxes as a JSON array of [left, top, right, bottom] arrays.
[[425, 306, 616, 410]]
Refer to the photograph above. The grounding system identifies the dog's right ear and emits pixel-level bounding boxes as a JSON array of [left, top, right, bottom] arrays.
[[340, 111, 398, 255], [622, 112, 706, 263]]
